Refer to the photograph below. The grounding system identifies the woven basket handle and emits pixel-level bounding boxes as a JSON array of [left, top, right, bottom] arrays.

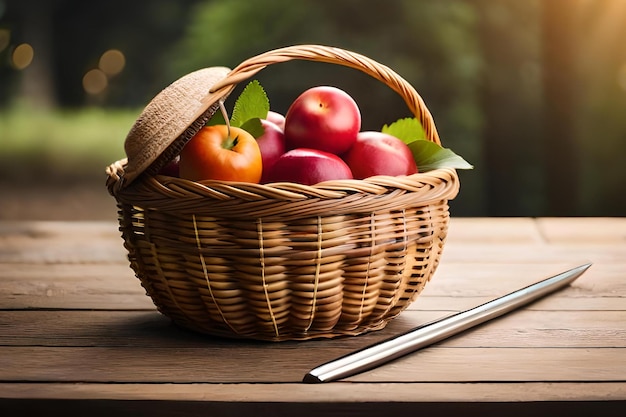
[[209, 44, 441, 145]]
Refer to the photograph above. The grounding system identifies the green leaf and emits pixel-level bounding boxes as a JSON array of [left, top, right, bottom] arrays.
[[408, 140, 474, 171], [240, 117, 265, 139], [382, 117, 426, 144], [230, 80, 270, 128]]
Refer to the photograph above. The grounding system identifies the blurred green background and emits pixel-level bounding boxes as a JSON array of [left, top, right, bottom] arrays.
[[1, 0, 625, 219]]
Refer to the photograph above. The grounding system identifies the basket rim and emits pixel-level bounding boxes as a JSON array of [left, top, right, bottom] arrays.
[[107, 159, 459, 221], [108, 157, 459, 201]]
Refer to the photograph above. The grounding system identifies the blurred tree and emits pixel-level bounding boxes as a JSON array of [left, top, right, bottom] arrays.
[[1, 0, 200, 107], [472, 0, 543, 216], [575, 0, 626, 216], [541, 0, 580, 216], [6, 0, 59, 108]]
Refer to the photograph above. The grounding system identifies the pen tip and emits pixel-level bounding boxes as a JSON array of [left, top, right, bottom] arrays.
[[302, 373, 323, 384]]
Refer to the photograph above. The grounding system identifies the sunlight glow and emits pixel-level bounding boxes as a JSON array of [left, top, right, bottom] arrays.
[[579, 0, 626, 71], [618, 63, 626, 92]]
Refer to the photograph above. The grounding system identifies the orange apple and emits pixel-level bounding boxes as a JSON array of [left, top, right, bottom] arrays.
[[179, 125, 262, 183]]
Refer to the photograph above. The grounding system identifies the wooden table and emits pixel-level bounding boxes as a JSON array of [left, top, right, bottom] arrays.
[[1, 217, 624, 416]]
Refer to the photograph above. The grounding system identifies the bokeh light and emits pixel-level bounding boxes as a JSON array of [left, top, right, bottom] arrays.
[[82, 68, 108, 95], [0, 28, 9, 53], [11, 43, 34, 70], [98, 49, 125, 76]]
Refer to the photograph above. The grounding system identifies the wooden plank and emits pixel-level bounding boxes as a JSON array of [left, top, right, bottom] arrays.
[[422, 261, 626, 300], [1, 261, 621, 310], [441, 241, 625, 264], [0, 221, 127, 264], [0, 217, 544, 247], [0, 221, 116, 237], [0, 264, 153, 310], [0, 218, 547, 264], [1, 345, 623, 383], [1, 381, 624, 403], [445, 217, 626, 264], [414, 295, 626, 311], [536, 217, 626, 243], [1, 218, 623, 265], [0, 218, 524, 265], [422, 261, 625, 312], [2, 219, 622, 269], [1, 310, 623, 348], [447, 216, 626, 244], [445, 217, 544, 243], [356, 346, 626, 383], [1, 388, 624, 417], [0, 219, 624, 413]]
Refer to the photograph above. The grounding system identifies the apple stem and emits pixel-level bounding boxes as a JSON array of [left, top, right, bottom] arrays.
[[222, 135, 239, 151], [219, 100, 232, 138]]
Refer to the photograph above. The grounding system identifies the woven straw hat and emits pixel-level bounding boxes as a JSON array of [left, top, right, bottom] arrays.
[[121, 66, 232, 187]]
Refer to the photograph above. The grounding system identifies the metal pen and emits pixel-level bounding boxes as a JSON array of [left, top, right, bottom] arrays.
[[303, 263, 592, 383]]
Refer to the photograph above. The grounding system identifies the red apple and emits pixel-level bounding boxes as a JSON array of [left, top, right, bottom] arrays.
[[266, 111, 285, 130], [284, 86, 361, 155], [263, 148, 353, 185], [343, 131, 418, 179], [158, 156, 180, 177], [256, 119, 286, 183]]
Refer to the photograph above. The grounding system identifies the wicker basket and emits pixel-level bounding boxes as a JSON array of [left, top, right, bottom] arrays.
[[106, 45, 459, 341]]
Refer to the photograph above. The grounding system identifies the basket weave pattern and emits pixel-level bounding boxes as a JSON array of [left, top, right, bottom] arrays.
[[107, 45, 460, 341]]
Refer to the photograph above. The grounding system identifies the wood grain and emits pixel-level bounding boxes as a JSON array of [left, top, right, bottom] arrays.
[[1, 310, 624, 348], [1, 218, 624, 415], [2, 381, 625, 402], [2, 384, 623, 417], [1, 262, 623, 310], [1, 345, 623, 383]]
